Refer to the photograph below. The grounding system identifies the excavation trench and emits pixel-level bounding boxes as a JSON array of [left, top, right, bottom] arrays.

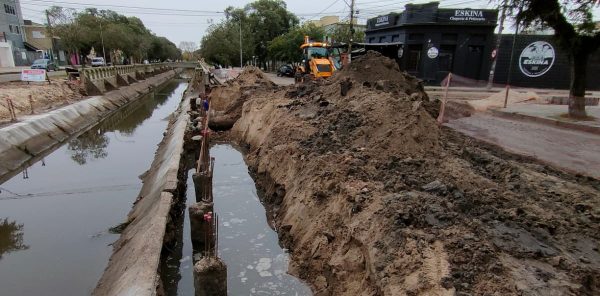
[[162, 143, 312, 295]]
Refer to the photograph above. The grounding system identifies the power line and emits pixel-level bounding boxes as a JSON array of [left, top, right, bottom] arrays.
[[304, 0, 341, 20], [20, 0, 224, 14]]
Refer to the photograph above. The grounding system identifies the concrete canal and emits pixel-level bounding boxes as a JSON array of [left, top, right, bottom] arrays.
[[0, 76, 311, 295], [0, 80, 187, 296]]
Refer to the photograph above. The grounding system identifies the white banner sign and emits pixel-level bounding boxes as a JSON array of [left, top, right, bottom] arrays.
[[21, 69, 47, 82]]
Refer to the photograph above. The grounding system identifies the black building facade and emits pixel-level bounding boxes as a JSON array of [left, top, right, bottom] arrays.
[[493, 34, 600, 90], [365, 2, 498, 84]]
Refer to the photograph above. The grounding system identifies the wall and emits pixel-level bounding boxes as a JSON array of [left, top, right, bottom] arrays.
[[493, 34, 600, 90], [0, 41, 15, 67]]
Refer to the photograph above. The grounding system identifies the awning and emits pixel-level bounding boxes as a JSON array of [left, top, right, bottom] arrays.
[[23, 42, 40, 51]]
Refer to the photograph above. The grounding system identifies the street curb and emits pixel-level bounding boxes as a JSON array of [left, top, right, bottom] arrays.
[[489, 108, 600, 135]]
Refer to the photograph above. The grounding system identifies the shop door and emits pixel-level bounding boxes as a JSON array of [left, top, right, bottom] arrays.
[[464, 45, 483, 80]]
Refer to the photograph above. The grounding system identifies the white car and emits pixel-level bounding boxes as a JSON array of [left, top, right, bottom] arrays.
[[91, 57, 106, 67]]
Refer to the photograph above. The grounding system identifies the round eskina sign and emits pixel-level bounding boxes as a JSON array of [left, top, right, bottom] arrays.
[[519, 41, 555, 77], [427, 47, 439, 59]]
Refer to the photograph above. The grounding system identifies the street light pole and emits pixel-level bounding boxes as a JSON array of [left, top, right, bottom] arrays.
[[503, 3, 523, 108], [99, 20, 107, 64], [239, 19, 243, 68], [487, 0, 507, 90]]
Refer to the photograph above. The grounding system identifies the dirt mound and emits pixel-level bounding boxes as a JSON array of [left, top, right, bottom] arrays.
[[208, 66, 277, 131], [220, 52, 599, 295], [334, 50, 428, 99], [0, 81, 83, 123], [469, 89, 540, 111]]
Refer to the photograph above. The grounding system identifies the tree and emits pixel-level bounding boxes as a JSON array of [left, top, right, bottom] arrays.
[[179, 41, 198, 61], [508, 0, 600, 118], [245, 0, 298, 68], [329, 21, 365, 44], [47, 7, 180, 65], [46, 6, 85, 64], [268, 23, 325, 62]]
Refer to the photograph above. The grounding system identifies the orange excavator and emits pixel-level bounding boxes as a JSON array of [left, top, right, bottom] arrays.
[[295, 36, 337, 83]]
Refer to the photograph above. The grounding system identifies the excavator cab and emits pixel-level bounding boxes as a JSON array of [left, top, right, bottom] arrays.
[[295, 36, 335, 83]]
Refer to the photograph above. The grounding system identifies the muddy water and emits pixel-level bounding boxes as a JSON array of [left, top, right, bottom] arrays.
[[0, 81, 186, 296], [175, 144, 312, 295]]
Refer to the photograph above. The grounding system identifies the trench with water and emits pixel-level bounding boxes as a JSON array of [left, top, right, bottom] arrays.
[[0, 79, 311, 295]]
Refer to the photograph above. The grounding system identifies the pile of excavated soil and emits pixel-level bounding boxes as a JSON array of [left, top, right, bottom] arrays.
[[221, 52, 599, 295], [0, 81, 84, 123], [208, 66, 277, 130], [469, 89, 540, 111], [334, 51, 428, 99]]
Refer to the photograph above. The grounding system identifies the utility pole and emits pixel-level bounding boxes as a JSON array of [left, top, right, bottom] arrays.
[[348, 0, 355, 64], [99, 20, 107, 64], [487, 0, 507, 89], [45, 10, 57, 61]]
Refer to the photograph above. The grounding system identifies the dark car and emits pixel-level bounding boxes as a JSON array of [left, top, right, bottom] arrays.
[[277, 64, 295, 77], [31, 59, 58, 71]]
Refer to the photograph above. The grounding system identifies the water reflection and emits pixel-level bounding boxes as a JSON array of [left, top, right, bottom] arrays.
[[0, 218, 29, 259], [67, 131, 110, 165], [65, 84, 176, 166]]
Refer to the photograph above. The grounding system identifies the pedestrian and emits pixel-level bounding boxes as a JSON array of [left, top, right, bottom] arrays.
[[202, 95, 209, 112]]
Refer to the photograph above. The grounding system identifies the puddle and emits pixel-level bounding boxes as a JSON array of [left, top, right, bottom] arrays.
[[174, 144, 312, 295], [0, 80, 187, 296]]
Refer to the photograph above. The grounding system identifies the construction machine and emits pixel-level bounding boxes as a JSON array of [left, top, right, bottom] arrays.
[[295, 36, 337, 83]]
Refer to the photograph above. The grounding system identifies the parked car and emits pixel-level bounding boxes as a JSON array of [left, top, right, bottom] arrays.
[[91, 57, 106, 67], [277, 64, 295, 77], [31, 59, 58, 71]]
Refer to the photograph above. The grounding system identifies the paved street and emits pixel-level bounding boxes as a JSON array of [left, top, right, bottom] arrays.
[[446, 113, 600, 178], [264, 72, 294, 86]]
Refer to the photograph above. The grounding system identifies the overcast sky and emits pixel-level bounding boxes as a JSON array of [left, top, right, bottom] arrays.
[[19, 0, 600, 48]]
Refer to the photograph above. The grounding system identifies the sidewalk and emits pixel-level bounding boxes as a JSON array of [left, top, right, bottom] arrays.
[[0, 66, 29, 74], [490, 104, 600, 135]]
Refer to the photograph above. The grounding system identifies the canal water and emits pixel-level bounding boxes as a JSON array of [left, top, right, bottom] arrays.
[[0, 80, 187, 296], [175, 144, 312, 296]]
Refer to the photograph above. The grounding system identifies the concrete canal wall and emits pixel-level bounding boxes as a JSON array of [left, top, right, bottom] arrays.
[[92, 88, 192, 296], [0, 69, 181, 184], [93, 68, 206, 296]]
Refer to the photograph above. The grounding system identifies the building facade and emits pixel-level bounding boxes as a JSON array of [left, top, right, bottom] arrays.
[[365, 2, 498, 84], [0, 0, 26, 66]]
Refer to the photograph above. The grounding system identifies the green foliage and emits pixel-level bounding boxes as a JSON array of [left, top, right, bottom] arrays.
[[47, 6, 180, 64], [329, 22, 366, 44], [199, 0, 298, 67], [268, 23, 325, 63]]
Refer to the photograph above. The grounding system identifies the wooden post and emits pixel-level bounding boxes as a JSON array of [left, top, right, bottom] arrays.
[[437, 72, 452, 124], [7, 98, 17, 122], [29, 95, 35, 114]]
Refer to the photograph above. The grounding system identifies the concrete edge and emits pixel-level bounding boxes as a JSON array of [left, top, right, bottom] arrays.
[[0, 69, 182, 183], [92, 84, 193, 296], [488, 108, 600, 135]]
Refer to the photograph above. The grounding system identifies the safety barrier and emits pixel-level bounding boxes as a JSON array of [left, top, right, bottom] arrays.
[[80, 63, 174, 95]]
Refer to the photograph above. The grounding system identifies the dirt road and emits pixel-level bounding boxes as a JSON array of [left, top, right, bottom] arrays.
[[446, 113, 600, 179]]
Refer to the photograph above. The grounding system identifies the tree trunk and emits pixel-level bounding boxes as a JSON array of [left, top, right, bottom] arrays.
[[568, 51, 588, 118]]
